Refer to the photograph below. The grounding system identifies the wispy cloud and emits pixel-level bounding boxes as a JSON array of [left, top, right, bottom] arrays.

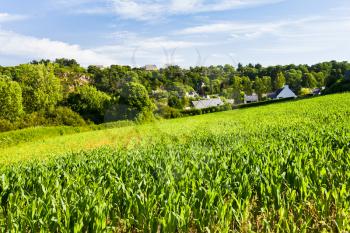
[[176, 17, 320, 37], [0, 13, 27, 23], [109, 0, 284, 21], [94, 33, 210, 66], [0, 29, 115, 66]]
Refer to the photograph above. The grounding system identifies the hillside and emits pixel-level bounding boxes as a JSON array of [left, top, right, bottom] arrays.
[[0, 94, 349, 164], [0, 93, 349, 232], [1, 60, 349, 133]]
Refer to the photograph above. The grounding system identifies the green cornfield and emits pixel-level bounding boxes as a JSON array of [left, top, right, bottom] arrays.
[[0, 93, 350, 232]]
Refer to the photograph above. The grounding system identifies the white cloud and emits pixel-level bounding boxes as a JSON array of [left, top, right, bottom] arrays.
[[94, 34, 209, 66], [176, 17, 319, 36], [109, 0, 164, 20], [0, 13, 27, 23], [0, 29, 115, 66], [109, 0, 284, 20]]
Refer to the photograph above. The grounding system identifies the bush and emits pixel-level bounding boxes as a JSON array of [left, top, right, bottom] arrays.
[[181, 108, 202, 116], [234, 97, 295, 109], [67, 85, 111, 123], [0, 76, 23, 121], [157, 106, 182, 119], [0, 119, 15, 132], [46, 107, 86, 127], [19, 112, 48, 129]]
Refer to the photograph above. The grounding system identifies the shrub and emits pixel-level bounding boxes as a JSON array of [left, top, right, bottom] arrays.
[[157, 106, 182, 119], [67, 85, 111, 123], [0, 119, 15, 132], [19, 112, 48, 129], [323, 79, 350, 95], [46, 107, 86, 127]]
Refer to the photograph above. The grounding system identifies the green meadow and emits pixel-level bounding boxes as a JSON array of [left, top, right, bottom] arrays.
[[0, 93, 349, 232]]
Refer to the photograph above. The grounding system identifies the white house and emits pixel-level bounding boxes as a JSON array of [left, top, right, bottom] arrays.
[[192, 98, 224, 109], [244, 94, 259, 104], [268, 85, 297, 99]]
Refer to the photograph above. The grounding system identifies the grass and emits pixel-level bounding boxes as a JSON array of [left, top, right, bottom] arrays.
[[0, 93, 349, 231], [0, 94, 349, 164]]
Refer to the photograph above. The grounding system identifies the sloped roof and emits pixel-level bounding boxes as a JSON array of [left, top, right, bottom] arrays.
[[192, 98, 224, 109], [268, 88, 284, 99], [268, 85, 296, 99]]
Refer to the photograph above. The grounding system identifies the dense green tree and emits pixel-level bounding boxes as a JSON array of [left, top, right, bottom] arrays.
[[0, 75, 23, 121], [168, 91, 188, 109], [312, 72, 325, 87], [230, 76, 243, 102], [285, 69, 302, 92], [325, 68, 343, 87], [16, 64, 62, 113], [117, 82, 155, 122], [274, 72, 286, 90], [262, 76, 272, 93], [67, 85, 111, 123], [302, 73, 317, 88], [254, 77, 265, 100], [55, 58, 80, 68], [120, 82, 153, 110], [241, 76, 253, 95]]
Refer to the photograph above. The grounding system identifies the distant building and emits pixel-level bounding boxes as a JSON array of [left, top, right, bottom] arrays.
[[143, 65, 158, 71], [312, 87, 325, 96], [268, 85, 297, 99], [192, 98, 224, 109], [186, 91, 199, 98], [244, 94, 259, 104]]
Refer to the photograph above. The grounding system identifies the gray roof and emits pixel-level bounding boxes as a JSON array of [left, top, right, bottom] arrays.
[[244, 94, 258, 102], [192, 98, 224, 109], [268, 85, 296, 99]]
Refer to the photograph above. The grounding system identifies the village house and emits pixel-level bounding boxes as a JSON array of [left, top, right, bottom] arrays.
[[268, 85, 297, 99], [143, 64, 158, 71], [244, 94, 259, 104], [312, 87, 325, 95], [192, 98, 224, 109]]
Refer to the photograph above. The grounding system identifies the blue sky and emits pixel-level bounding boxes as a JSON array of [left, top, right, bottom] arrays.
[[0, 0, 349, 67]]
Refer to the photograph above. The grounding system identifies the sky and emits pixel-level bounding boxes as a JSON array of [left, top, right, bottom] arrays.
[[0, 0, 349, 67]]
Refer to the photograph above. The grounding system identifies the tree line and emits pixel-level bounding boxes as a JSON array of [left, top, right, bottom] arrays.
[[0, 59, 349, 132]]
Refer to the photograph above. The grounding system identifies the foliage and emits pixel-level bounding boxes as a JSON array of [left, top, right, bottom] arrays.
[[0, 119, 15, 133], [0, 75, 23, 121], [157, 105, 182, 119], [117, 82, 155, 122], [323, 79, 350, 94], [299, 87, 312, 96], [274, 72, 286, 89], [0, 60, 349, 132], [15, 64, 62, 113], [67, 85, 111, 123], [46, 107, 86, 126], [120, 82, 153, 110]]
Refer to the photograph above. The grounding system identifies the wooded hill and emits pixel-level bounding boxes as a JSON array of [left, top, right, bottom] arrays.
[[0, 59, 349, 132]]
